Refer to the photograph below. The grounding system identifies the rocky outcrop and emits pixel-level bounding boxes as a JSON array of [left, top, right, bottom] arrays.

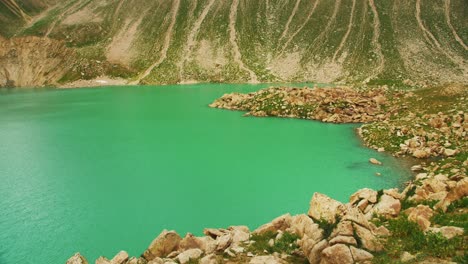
[[210, 87, 400, 124], [0, 36, 76, 87]]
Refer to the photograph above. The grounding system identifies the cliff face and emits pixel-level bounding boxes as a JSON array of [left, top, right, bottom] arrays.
[[0, 36, 75, 87], [0, 0, 467, 87]]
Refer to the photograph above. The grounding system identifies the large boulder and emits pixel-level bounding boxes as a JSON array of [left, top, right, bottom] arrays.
[[370, 194, 401, 218], [229, 226, 250, 243], [406, 205, 434, 231], [66, 253, 88, 264], [350, 188, 378, 205], [320, 244, 353, 264], [287, 214, 323, 241], [308, 193, 345, 223], [142, 230, 182, 260]]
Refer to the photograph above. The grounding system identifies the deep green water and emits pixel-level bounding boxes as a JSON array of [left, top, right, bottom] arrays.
[[0, 84, 411, 263]]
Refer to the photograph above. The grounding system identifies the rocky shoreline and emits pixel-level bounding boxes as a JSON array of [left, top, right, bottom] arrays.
[[67, 84, 467, 264]]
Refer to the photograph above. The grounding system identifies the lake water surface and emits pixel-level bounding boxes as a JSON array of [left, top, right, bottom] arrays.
[[0, 84, 411, 263]]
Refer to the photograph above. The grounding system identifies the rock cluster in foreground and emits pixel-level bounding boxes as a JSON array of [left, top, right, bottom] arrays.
[[67, 179, 466, 264]]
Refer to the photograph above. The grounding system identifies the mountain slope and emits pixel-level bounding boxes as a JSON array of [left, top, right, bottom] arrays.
[[0, 0, 467, 87]]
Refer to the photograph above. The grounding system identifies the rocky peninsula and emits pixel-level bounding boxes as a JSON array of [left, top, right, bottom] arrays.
[[67, 84, 467, 264]]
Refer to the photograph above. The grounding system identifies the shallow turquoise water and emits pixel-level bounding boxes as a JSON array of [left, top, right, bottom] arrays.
[[0, 84, 410, 263]]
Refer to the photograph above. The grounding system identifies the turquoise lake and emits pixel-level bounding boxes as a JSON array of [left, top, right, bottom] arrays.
[[0, 84, 411, 263]]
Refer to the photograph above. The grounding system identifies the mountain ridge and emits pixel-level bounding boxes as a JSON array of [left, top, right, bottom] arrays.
[[0, 0, 467, 87]]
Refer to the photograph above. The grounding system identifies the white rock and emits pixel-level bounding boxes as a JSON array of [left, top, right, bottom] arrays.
[[444, 148, 457, 157], [400, 251, 415, 262]]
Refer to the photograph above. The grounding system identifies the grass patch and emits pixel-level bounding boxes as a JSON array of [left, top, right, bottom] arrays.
[[247, 231, 300, 255], [373, 216, 467, 262]]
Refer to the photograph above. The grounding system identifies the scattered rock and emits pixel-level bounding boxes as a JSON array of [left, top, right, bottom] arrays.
[[427, 226, 464, 239], [400, 251, 416, 262], [406, 205, 434, 231], [444, 148, 457, 157]]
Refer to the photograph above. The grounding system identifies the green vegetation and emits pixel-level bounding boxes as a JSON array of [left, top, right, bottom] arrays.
[[247, 231, 300, 255], [373, 216, 467, 263], [315, 217, 340, 238]]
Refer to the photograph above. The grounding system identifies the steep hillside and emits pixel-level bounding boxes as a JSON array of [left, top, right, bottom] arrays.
[[0, 0, 467, 87]]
